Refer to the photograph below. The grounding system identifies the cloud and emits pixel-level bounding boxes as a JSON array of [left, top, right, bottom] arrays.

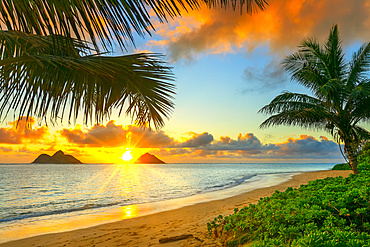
[[176, 132, 214, 147], [0, 117, 48, 144], [125, 125, 175, 148], [243, 59, 289, 92], [40, 145, 57, 152], [150, 0, 370, 61], [60, 121, 127, 147], [18, 146, 33, 154], [0, 147, 13, 153], [153, 133, 342, 161], [267, 135, 340, 157], [154, 148, 192, 157], [60, 121, 174, 147], [208, 133, 340, 158], [210, 133, 263, 151], [57, 120, 342, 161]]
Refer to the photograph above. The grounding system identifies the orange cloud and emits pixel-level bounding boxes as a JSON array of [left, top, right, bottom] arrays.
[[150, 0, 370, 61], [0, 147, 12, 153], [320, 136, 329, 141], [0, 117, 48, 144], [59, 121, 174, 147], [220, 136, 232, 143]]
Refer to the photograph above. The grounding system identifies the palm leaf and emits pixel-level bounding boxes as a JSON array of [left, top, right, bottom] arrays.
[[259, 92, 331, 129], [258, 92, 324, 114], [350, 80, 370, 123], [259, 109, 329, 130], [0, 0, 268, 129], [347, 43, 370, 90], [0, 31, 175, 128], [0, 0, 268, 51], [351, 125, 370, 143], [324, 25, 346, 80], [283, 38, 330, 96], [260, 24, 370, 174]]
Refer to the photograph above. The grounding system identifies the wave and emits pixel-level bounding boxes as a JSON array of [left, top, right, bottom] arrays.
[[202, 174, 257, 193], [0, 163, 333, 226], [0, 201, 126, 223]]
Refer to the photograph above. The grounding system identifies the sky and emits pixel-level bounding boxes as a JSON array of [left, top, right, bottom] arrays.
[[1, 0, 370, 164]]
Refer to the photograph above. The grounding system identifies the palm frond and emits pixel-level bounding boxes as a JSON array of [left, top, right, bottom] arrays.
[[282, 38, 330, 96], [261, 24, 370, 174], [319, 78, 347, 111], [206, 0, 268, 13], [350, 80, 370, 123], [319, 78, 342, 96], [351, 125, 370, 143], [324, 25, 346, 80], [0, 0, 268, 51], [0, 31, 175, 128], [347, 43, 370, 90], [259, 108, 328, 130], [258, 92, 324, 114], [258, 91, 332, 130]]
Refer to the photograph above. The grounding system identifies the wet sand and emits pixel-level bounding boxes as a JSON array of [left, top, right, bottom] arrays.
[[0, 170, 351, 247]]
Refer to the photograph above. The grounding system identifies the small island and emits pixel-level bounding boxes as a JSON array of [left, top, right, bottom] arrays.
[[32, 150, 82, 164], [134, 153, 165, 164]]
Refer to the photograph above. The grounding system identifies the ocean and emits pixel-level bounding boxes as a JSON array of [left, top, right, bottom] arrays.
[[0, 163, 335, 243]]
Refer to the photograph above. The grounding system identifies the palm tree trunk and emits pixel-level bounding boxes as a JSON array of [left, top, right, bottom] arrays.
[[346, 144, 359, 174]]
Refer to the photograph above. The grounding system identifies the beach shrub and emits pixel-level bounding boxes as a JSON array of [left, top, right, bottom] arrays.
[[332, 146, 370, 171], [332, 163, 351, 170], [358, 146, 370, 171], [207, 171, 370, 246]]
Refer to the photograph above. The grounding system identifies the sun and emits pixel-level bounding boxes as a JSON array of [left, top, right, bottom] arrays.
[[121, 150, 133, 162]]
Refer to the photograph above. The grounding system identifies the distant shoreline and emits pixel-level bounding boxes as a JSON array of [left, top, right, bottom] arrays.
[[0, 169, 351, 247], [0, 162, 339, 164]]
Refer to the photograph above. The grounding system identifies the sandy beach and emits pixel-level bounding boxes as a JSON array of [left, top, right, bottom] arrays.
[[0, 170, 351, 247]]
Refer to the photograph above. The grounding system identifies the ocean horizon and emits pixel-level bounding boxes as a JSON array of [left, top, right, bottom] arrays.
[[0, 162, 335, 243]]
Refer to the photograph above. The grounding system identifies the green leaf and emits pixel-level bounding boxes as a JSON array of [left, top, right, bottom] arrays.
[[0, 31, 175, 128]]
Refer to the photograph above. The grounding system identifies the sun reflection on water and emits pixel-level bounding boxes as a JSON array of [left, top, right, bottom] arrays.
[[0, 163, 194, 243], [120, 205, 139, 219]]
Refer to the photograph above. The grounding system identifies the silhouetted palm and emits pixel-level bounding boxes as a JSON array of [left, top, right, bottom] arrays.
[[0, 0, 267, 128], [259, 25, 370, 174]]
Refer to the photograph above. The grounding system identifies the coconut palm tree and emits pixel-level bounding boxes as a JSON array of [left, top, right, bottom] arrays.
[[259, 25, 370, 174], [0, 0, 268, 128]]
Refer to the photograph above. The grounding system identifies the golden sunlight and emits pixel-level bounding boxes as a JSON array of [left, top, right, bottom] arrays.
[[121, 150, 133, 162]]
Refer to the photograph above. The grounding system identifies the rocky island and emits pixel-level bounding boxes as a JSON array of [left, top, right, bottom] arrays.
[[32, 150, 82, 164], [134, 153, 165, 164]]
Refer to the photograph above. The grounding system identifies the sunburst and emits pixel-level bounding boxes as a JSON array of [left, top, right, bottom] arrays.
[[121, 150, 133, 162]]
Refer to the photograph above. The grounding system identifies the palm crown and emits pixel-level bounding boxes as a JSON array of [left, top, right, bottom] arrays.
[[259, 25, 370, 174], [0, 0, 267, 128]]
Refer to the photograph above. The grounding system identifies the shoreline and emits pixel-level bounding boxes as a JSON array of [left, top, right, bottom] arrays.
[[0, 170, 352, 247], [0, 172, 296, 243]]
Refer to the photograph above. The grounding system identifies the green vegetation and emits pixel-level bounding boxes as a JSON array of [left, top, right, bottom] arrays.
[[208, 151, 370, 246], [331, 163, 351, 170], [333, 143, 370, 171], [208, 23, 370, 247], [259, 25, 370, 174]]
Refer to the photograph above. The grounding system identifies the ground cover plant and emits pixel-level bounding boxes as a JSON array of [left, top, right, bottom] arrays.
[[332, 143, 370, 171], [208, 152, 370, 246]]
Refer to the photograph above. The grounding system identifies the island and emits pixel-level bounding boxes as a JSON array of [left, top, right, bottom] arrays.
[[32, 150, 83, 164], [134, 153, 165, 164]]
